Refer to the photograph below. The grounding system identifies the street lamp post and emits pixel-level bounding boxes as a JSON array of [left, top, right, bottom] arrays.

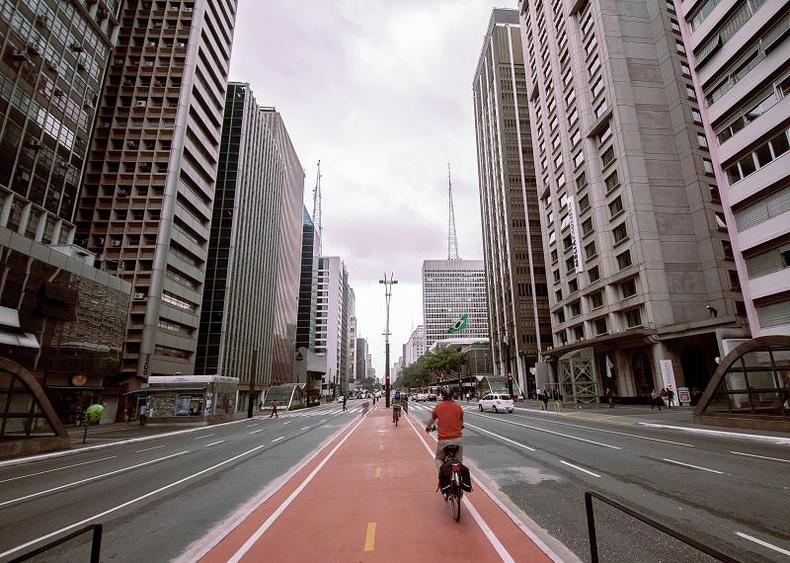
[[379, 273, 397, 408]]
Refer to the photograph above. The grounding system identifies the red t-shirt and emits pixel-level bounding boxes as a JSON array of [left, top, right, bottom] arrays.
[[431, 400, 463, 440]]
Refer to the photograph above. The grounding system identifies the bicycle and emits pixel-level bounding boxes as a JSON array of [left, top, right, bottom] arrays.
[[428, 427, 464, 522], [392, 404, 401, 426]]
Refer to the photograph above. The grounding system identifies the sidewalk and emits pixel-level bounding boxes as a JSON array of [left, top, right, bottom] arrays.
[[197, 405, 560, 563]]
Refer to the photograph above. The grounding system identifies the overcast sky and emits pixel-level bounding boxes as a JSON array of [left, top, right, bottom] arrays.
[[229, 1, 507, 377]]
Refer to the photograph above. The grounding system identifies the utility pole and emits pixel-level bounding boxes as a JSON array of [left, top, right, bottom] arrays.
[[379, 273, 397, 408], [247, 348, 258, 418]]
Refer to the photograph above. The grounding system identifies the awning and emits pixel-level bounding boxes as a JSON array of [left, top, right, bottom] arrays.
[[45, 385, 105, 391], [0, 330, 40, 349], [124, 387, 208, 395]]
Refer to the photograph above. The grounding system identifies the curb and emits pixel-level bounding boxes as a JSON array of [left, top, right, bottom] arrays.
[[637, 423, 790, 446]]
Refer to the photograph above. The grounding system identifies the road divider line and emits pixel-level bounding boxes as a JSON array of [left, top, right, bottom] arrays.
[[226, 412, 370, 563], [638, 423, 790, 446], [135, 445, 166, 453], [0, 451, 188, 508], [364, 522, 376, 552], [559, 460, 601, 478], [661, 458, 723, 474], [249, 429, 264, 435], [735, 531, 790, 557], [283, 421, 292, 425], [301, 426, 310, 431], [246, 423, 258, 428], [204, 440, 225, 448], [403, 413, 515, 563], [320, 418, 327, 423], [193, 433, 215, 441], [0, 444, 269, 561], [272, 436, 284, 443], [465, 422, 536, 452], [469, 411, 621, 450], [0, 456, 117, 484], [730, 451, 790, 464]]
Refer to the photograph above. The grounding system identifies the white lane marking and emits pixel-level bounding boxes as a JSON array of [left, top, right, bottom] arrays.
[[508, 411, 694, 447], [301, 426, 310, 431], [638, 423, 790, 446], [735, 532, 790, 557], [0, 451, 188, 508], [249, 429, 264, 435], [464, 423, 536, 452], [0, 445, 268, 561], [0, 456, 117, 484], [193, 433, 215, 441], [204, 440, 225, 448], [246, 423, 258, 428], [559, 460, 601, 478], [227, 413, 370, 563], [469, 411, 621, 450], [403, 414, 515, 563], [661, 458, 723, 474], [319, 418, 327, 423], [283, 421, 292, 425], [730, 451, 790, 464], [135, 445, 166, 453], [271, 436, 284, 443]]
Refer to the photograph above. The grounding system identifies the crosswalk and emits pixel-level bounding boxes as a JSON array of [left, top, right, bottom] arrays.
[[280, 405, 364, 419]]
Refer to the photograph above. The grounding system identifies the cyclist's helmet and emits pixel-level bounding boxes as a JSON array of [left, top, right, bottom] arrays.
[[439, 386, 452, 400]]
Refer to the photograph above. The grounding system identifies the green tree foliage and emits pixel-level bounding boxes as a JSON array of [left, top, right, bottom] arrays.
[[395, 347, 467, 388]]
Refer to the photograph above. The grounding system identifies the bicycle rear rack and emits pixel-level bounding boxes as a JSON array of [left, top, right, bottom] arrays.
[[584, 491, 738, 563], [9, 524, 102, 563]]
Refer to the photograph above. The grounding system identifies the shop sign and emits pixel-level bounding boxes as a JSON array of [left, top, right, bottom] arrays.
[[677, 387, 690, 405], [71, 374, 88, 387]]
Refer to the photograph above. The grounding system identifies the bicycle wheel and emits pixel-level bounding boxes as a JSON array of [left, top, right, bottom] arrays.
[[395, 412, 399, 426], [449, 490, 461, 522]]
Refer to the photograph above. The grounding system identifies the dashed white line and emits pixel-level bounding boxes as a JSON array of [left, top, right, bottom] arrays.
[[194, 433, 216, 441], [735, 532, 790, 557], [283, 421, 292, 425], [301, 426, 310, 431], [0, 456, 117, 484], [249, 429, 264, 435], [204, 440, 225, 448], [661, 458, 723, 474], [0, 451, 188, 508], [559, 460, 601, 478], [319, 419, 327, 423], [246, 423, 258, 428], [464, 422, 536, 452], [730, 451, 790, 464], [135, 444, 166, 453], [271, 436, 284, 443]]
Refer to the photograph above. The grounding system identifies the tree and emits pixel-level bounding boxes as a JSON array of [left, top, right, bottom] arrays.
[[396, 361, 429, 389], [422, 347, 466, 384]]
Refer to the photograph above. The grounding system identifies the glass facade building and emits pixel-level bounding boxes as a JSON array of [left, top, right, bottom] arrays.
[[296, 207, 319, 353]]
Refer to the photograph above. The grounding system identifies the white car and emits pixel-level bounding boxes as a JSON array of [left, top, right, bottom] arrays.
[[478, 394, 514, 413]]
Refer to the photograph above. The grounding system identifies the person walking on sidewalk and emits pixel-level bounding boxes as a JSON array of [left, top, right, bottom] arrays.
[[342, 395, 347, 412], [270, 400, 279, 418], [139, 402, 148, 426], [651, 390, 662, 411], [606, 388, 614, 408], [666, 387, 675, 408], [426, 387, 464, 470]]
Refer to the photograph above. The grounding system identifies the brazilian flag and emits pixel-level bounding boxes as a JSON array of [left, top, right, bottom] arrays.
[[448, 313, 469, 334]]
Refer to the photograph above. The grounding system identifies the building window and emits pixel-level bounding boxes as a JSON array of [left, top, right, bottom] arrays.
[[590, 290, 604, 309], [725, 128, 790, 185], [728, 269, 741, 290], [577, 172, 588, 191], [722, 240, 734, 259], [613, 223, 628, 244], [555, 309, 566, 323], [551, 249, 559, 263], [594, 317, 608, 335], [569, 107, 579, 126], [601, 146, 615, 167], [715, 212, 728, 230], [585, 240, 597, 260], [569, 278, 579, 294], [620, 277, 637, 298], [566, 256, 576, 274], [698, 133, 709, 148], [605, 170, 619, 192], [617, 249, 633, 270], [570, 300, 582, 317], [625, 308, 642, 328], [588, 266, 600, 283], [703, 158, 715, 175], [595, 100, 608, 119], [692, 109, 703, 124], [573, 325, 585, 340], [553, 269, 561, 283], [556, 289, 563, 301], [608, 196, 624, 218], [582, 217, 593, 237], [709, 184, 721, 202]]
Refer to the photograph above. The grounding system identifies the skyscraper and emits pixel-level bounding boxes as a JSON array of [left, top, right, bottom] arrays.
[[518, 0, 749, 402], [676, 0, 789, 336], [473, 9, 551, 396], [404, 325, 426, 368], [422, 260, 489, 349], [296, 207, 320, 352], [77, 0, 238, 384], [194, 83, 304, 412], [356, 337, 370, 384], [315, 256, 352, 396]]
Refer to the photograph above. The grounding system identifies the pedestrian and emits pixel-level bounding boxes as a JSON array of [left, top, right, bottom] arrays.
[[270, 400, 279, 418], [139, 402, 148, 426], [342, 395, 347, 412], [126, 401, 134, 423], [606, 388, 614, 408], [666, 387, 675, 408], [651, 390, 662, 411]]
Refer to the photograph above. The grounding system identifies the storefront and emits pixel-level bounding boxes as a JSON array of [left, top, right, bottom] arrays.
[[131, 375, 239, 425]]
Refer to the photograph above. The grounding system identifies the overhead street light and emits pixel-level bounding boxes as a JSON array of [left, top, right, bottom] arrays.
[[379, 274, 397, 407]]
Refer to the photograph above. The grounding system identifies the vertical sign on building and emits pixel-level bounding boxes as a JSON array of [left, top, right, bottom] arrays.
[[567, 197, 584, 274]]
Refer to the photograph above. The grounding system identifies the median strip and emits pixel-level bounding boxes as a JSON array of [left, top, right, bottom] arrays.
[[735, 531, 790, 557]]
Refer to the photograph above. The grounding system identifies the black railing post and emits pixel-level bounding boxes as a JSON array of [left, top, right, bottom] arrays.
[[585, 492, 599, 563], [90, 524, 102, 563]]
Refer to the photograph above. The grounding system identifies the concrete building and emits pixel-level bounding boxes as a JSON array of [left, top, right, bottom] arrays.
[[517, 0, 749, 402], [356, 337, 370, 384], [0, 0, 135, 427], [675, 0, 790, 336], [76, 0, 238, 385], [194, 83, 304, 413], [315, 256, 353, 397], [296, 207, 320, 352], [422, 259, 489, 348], [404, 325, 426, 368], [473, 9, 552, 397], [348, 313, 357, 391]]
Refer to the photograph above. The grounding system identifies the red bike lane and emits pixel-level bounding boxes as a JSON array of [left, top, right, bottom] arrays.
[[200, 405, 556, 562]]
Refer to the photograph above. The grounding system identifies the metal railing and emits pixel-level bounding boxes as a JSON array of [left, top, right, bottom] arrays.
[[584, 491, 738, 563], [9, 524, 102, 563]]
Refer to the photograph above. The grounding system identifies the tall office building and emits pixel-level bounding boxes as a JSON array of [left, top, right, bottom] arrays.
[[315, 256, 352, 396], [76, 0, 238, 384], [422, 260, 489, 348], [296, 207, 320, 352], [348, 313, 357, 390], [676, 0, 789, 336], [473, 9, 551, 395], [404, 325, 426, 368], [356, 337, 370, 383], [518, 0, 748, 402], [194, 83, 304, 411]]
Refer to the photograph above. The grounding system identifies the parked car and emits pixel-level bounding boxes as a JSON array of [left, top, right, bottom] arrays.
[[427, 391, 437, 401], [478, 394, 514, 413], [416, 393, 429, 402]]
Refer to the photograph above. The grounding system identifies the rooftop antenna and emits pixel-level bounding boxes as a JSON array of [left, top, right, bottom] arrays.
[[312, 160, 323, 254], [447, 162, 460, 260]]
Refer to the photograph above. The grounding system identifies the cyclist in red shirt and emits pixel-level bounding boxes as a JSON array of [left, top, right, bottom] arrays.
[[426, 387, 464, 469]]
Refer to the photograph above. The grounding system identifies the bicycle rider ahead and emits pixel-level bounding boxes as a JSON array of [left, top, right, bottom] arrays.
[[392, 389, 403, 424]]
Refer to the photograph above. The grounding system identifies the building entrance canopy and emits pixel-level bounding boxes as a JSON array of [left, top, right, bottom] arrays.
[[559, 347, 600, 405]]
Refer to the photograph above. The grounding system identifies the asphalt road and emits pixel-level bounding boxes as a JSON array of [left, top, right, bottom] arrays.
[[0, 401, 367, 562], [408, 402, 790, 563]]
